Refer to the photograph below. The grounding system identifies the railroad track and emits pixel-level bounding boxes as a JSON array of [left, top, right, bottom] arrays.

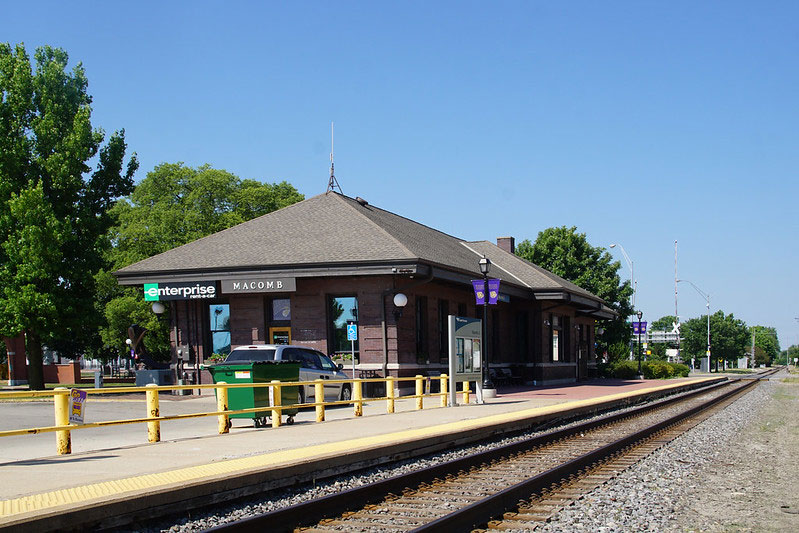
[[208, 370, 777, 533]]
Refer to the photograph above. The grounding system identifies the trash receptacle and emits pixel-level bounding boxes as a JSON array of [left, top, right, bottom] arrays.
[[207, 361, 300, 427]]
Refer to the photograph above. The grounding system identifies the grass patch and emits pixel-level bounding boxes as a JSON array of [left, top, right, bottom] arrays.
[[44, 382, 137, 390], [782, 377, 799, 384]]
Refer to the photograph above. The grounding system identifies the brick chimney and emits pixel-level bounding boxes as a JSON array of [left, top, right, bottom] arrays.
[[497, 236, 515, 254]]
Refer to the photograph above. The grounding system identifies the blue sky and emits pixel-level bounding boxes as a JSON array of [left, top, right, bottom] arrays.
[[4, 1, 798, 348]]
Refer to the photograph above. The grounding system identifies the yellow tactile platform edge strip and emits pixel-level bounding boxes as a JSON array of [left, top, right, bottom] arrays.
[[0, 378, 718, 519]]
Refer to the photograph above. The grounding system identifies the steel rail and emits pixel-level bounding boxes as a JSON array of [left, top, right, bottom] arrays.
[[412, 375, 765, 532], [205, 377, 752, 533]]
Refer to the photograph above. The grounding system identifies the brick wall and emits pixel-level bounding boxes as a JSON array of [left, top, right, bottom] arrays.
[[168, 274, 597, 385]]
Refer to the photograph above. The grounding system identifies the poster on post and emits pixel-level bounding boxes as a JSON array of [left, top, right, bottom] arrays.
[[69, 388, 87, 424]]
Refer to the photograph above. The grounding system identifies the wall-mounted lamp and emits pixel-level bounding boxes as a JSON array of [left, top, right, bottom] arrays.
[[393, 292, 408, 320], [596, 327, 605, 336], [543, 319, 551, 327], [151, 302, 166, 315], [125, 338, 132, 346]]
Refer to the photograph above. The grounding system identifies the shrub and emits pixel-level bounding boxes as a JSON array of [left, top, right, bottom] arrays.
[[642, 361, 672, 379], [671, 363, 690, 377], [607, 360, 688, 379], [610, 360, 640, 379]]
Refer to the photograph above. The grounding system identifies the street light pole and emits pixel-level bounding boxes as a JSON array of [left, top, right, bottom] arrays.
[[677, 279, 710, 372], [479, 256, 493, 390], [610, 243, 635, 360], [636, 310, 643, 378]]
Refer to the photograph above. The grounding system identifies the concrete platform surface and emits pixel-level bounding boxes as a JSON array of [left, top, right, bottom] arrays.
[[0, 377, 719, 526]]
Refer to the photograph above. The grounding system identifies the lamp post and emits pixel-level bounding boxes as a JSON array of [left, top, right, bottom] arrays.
[[677, 279, 710, 372], [636, 310, 643, 378], [610, 243, 635, 360], [479, 256, 494, 390]]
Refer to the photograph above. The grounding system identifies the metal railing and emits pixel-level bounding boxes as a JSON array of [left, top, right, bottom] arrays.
[[0, 374, 477, 455]]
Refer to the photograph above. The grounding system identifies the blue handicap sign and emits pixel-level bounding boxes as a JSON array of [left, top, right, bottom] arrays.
[[347, 324, 358, 341]]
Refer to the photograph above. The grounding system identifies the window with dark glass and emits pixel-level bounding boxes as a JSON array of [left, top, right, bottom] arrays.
[[209, 304, 231, 355], [328, 296, 358, 355]]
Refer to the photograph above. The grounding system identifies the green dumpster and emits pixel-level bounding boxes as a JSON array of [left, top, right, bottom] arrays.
[[207, 361, 300, 427]]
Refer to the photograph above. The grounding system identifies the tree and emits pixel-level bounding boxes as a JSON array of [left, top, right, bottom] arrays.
[[682, 311, 749, 370], [516, 226, 634, 357], [97, 163, 304, 359], [751, 326, 780, 366], [651, 315, 678, 332], [783, 345, 799, 366], [0, 43, 137, 388]]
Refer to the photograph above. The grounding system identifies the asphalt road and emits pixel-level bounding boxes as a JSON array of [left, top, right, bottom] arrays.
[[0, 393, 447, 462]]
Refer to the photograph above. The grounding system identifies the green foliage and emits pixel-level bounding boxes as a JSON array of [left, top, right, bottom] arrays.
[[607, 360, 640, 379], [606, 341, 631, 363], [106, 163, 303, 270], [604, 360, 689, 379], [651, 315, 678, 332], [751, 326, 780, 366], [0, 43, 137, 387], [207, 353, 227, 363], [781, 345, 799, 366], [682, 311, 749, 369], [516, 226, 633, 353], [99, 163, 304, 356], [647, 342, 668, 361]]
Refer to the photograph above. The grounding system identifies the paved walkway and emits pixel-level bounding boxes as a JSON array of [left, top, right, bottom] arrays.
[[0, 377, 716, 508]]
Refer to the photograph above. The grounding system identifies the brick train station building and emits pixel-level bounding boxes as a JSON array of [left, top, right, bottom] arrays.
[[113, 192, 615, 390]]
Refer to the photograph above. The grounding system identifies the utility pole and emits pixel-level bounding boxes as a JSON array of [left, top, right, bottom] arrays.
[[674, 240, 681, 367]]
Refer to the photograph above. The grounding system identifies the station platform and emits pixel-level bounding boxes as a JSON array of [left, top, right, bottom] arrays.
[[0, 376, 724, 530]]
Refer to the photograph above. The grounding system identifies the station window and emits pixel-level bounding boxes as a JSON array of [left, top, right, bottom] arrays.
[[550, 314, 563, 362], [328, 295, 358, 355], [210, 304, 231, 355]]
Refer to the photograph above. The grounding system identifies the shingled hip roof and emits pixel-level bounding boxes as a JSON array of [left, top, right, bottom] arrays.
[[114, 192, 613, 316]]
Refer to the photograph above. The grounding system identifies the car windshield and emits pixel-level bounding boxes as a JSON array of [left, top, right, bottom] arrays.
[[225, 348, 276, 362]]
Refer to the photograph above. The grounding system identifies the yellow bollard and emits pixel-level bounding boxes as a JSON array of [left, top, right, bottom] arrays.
[[315, 379, 325, 422], [146, 384, 161, 443], [271, 380, 282, 428], [217, 381, 230, 434], [462, 381, 471, 404], [415, 375, 424, 410], [440, 374, 448, 407], [353, 378, 363, 417], [386, 376, 395, 414], [54, 387, 71, 455]]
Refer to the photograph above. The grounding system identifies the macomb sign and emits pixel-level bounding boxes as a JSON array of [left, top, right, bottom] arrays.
[[144, 281, 217, 301]]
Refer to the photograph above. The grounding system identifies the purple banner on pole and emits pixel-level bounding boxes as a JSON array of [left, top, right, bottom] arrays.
[[472, 280, 486, 305], [487, 278, 500, 305], [632, 321, 648, 334]]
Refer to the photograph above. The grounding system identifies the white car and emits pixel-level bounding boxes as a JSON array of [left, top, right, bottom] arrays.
[[224, 344, 352, 403]]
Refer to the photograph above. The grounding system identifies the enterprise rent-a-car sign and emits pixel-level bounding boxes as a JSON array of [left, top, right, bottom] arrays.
[[144, 281, 217, 301]]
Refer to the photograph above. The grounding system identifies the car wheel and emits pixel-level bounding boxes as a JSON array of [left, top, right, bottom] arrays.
[[340, 385, 352, 402]]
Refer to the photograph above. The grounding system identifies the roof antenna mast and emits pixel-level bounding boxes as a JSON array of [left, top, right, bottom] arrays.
[[326, 122, 343, 194]]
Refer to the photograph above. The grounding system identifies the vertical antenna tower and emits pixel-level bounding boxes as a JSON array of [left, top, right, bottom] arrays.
[[326, 122, 343, 194]]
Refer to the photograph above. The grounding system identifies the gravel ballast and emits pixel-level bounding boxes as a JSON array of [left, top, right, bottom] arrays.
[[538, 377, 795, 532], [125, 377, 790, 532]]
